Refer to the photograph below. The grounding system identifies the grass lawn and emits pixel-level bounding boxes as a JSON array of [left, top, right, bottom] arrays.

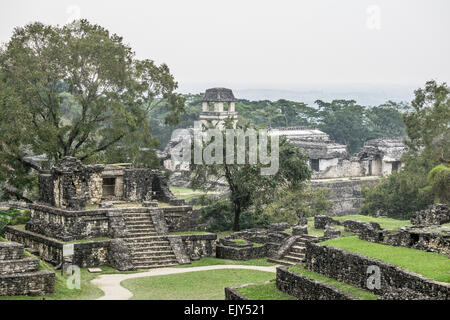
[[289, 264, 378, 300], [169, 186, 219, 200], [173, 257, 276, 268], [321, 236, 450, 283], [332, 215, 410, 230], [121, 269, 275, 300], [237, 281, 296, 300]]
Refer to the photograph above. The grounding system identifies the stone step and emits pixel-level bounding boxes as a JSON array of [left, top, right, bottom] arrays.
[[131, 250, 175, 258], [267, 258, 295, 266], [283, 255, 304, 263], [124, 236, 169, 242], [133, 262, 179, 269], [127, 223, 155, 230], [132, 254, 176, 261], [125, 221, 154, 226], [131, 246, 173, 253], [124, 217, 152, 223], [286, 252, 305, 259], [290, 245, 306, 254], [127, 232, 159, 237], [128, 242, 172, 251]]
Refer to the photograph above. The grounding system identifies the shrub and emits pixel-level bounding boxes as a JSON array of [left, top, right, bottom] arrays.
[[427, 164, 450, 204]]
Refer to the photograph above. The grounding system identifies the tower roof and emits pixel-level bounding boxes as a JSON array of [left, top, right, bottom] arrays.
[[202, 88, 237, 102]]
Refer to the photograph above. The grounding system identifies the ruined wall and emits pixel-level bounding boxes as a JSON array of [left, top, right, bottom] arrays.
[[314, 158, 370, 179], [176, 234, 217, 259], [276, 267, 356, 300], [25, 204, 110, 241], [216, 244, 267, 260], [305, 242, 449, 299], [0, 241, 54, 296], [309, 178, 380, 216]]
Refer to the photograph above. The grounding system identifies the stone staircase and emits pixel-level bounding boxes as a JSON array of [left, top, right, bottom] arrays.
[[123, 212, 179, 269], [282, 237, 307, 264]]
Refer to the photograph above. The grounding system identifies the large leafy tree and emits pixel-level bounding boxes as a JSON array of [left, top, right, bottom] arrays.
[[0, 20, 185, 200], [403, 80, 450, 163], [361, 80, 449, 217], [191, 124, 311, 231]]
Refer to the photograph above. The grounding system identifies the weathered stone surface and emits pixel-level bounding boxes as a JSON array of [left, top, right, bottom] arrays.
[[411, 204, 450, 226], [176, 234, 217, 259], [0, 258, 40, 275], [167, 236, 191, 264], [268, 223, 290, 232], [324, 225, 341, 238], [276, 267, 356, 300], [216, 244, 267, 260], [107, 239, 134, 271], [292, 225, 308, 236], [305, 242, 450, 299], [0, 270, 55, 296], [378, 288, 433, 300], [314, 215, 339, 229], [0, 242, 24, 261]]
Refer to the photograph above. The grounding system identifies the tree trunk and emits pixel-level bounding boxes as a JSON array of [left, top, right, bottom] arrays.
[[233, 202, 241, 231]]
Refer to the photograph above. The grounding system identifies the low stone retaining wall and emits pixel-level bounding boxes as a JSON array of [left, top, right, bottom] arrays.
[[305, 242, 450, 299], [216, 244, 267, 261], [173, 234, 217, 259], [276, 267, 356, 300], [162, 206, 194, 232], [5, 226, 109, 267], [225, 281, 274, 300], [0, 270, 55, 296], [0, 242, 24, 260], [0, 258, 40, 275]]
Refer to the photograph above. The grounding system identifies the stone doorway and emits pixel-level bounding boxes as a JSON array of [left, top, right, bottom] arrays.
[[102, 177, 116, 197]]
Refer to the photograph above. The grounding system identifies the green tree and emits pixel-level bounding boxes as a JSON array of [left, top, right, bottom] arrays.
[[191, 126, 311, 231], [0, 20, 185, 200], [427, 164, 450, 204], [403, 80, 450, 163]]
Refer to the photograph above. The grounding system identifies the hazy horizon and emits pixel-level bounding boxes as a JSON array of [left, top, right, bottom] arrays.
[[1, 0, 448, 104]]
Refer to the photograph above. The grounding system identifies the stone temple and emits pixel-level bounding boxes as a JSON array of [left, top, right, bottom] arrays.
[[4, 157, 217, 275]]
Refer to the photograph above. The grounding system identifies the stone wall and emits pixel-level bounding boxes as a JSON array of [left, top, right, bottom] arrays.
[[216, 244, 267, 260], [309, 178, 380, 216], [174, 234, 217, 259], [276, 267, 356, 300], [0, 241, 55, 296], [26, 204, 110, 241], [411, 204, 450, 226], [305, 242, 450, 299], [0, 271, 55, 296], [365, 226, 450, 256], [5, 226, 110, 267]]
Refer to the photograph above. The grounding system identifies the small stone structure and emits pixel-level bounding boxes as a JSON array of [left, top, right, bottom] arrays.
[[0, 241, 54, 296]]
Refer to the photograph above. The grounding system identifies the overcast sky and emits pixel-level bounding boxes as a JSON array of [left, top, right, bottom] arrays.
[[1, 0, 449, 93]]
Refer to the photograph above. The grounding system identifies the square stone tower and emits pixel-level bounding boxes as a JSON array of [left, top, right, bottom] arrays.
[[200, 87, 238, 129]]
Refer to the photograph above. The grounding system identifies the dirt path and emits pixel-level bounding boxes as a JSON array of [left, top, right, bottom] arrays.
[[91, 265, 277, 300]]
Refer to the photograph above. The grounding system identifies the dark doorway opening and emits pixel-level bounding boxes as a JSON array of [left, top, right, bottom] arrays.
[[392, 161, 401, 173], [151, 177, 161, 200], [310, 159, 320, 172], [102, 178, 116, 197]]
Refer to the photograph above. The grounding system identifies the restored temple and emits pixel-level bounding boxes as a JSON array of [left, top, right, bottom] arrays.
[[5, 157, 216, 271]]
